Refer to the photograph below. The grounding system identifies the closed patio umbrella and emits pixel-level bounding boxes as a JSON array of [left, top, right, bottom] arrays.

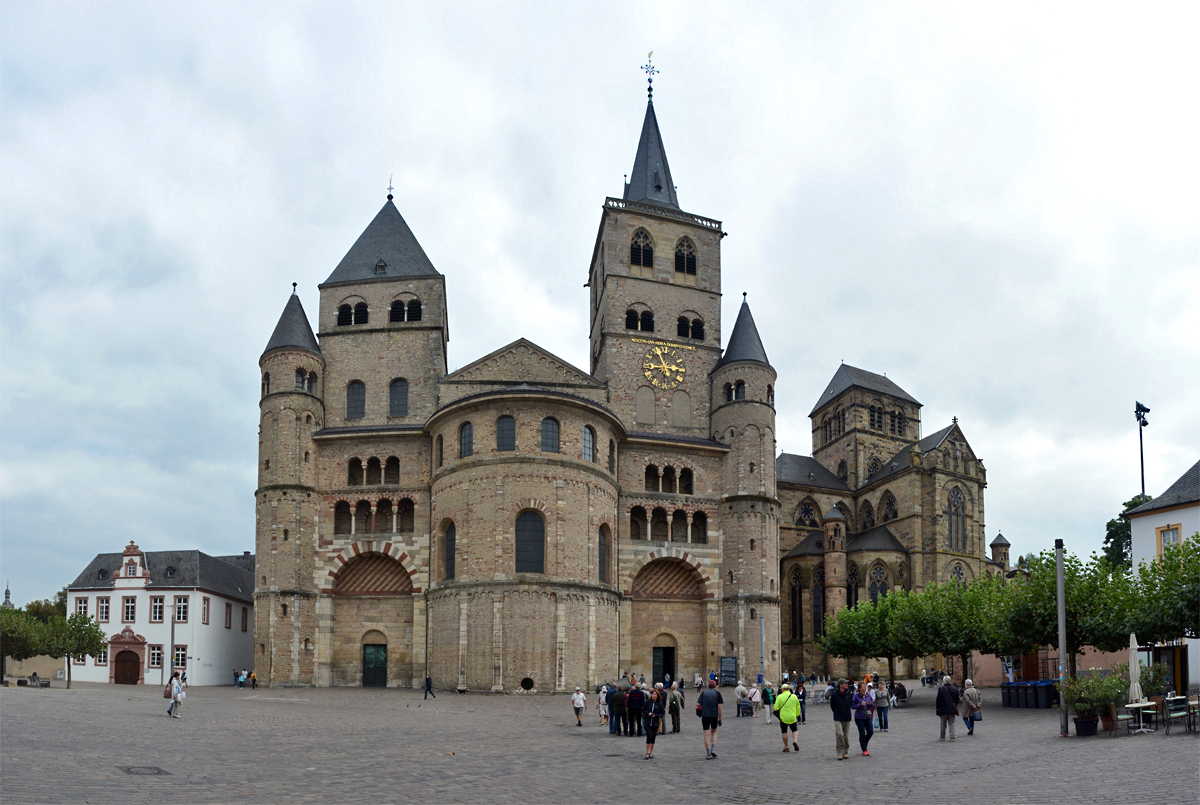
[[1127, 633, 1143, 703]]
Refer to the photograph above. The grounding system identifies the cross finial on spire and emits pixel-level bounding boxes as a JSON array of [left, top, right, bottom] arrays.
[[292, 282, 297, 295], [387, 173, 394, 201], [743, 292, 747, 301], [641, 52, 658, 100], [952, 416, 958, 425]]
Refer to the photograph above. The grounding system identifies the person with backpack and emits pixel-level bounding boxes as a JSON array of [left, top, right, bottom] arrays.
[[762, 681, 775, 723], [668, 682, 684, 733], [166, 671, 184, 718], [773, 682, 802, 752], [626, 683, 645, 736], [697, 679, 723, 759]]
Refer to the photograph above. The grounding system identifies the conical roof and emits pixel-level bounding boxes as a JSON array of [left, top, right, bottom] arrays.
[[262, 293, 320, 357], [321, 199, 440, 286], [990, 532, 1010, 547], [714, 298, 770, 370], [623, 101, 679, 209]]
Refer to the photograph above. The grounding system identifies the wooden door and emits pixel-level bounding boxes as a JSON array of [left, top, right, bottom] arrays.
[[114, 650, 140, 684]]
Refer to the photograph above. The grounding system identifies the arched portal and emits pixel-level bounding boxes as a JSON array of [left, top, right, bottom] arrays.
[[331, 553, 413, 687], [114, 650, 140, 685], [631, 558, 706, 686]]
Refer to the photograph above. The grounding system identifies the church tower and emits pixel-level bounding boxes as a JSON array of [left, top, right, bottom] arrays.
[[711, 299, 780, 683], [587, 91, 723, 436], [256, 291, 324, 685]]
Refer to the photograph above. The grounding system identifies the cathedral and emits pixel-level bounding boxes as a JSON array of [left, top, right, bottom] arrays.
[[253, 90, 1002, 690]]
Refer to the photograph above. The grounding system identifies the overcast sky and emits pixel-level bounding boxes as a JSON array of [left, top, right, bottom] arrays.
[[2, 1, 1197, 606]]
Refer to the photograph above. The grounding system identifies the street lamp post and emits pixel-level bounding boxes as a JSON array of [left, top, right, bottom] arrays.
[[1055, 538, 1068, 738], [1135, 402, 1150, 500]]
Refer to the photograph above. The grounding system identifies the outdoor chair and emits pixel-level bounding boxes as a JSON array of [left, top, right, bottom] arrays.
[[894, 686, 913, 708], [1108, 702, 1136, 737], [1163, 695, 1189, 735], [1146, 696, 1164, 731]]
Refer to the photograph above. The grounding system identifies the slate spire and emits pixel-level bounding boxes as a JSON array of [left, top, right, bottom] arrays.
[[321, 198, 440, 286], [623, 100, 680, 209], [714, 295, 770, 369], [262, 290, 321, 357]]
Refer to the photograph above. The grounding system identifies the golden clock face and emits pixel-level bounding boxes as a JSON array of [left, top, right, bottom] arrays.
[[642, 345, 686, 390]]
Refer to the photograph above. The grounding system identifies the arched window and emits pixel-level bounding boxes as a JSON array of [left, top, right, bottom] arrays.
[[346, 382, 365, 419], [337, 305, 352, 326], [307, 372, 317, 393], [353, 302, 368, 324], [951, 563, 966, 584], [867, 458, 881, 478], [948, 488, 965, 551], [789, 568, 803, 640], [608, 440, 616, 473], [540, 418, 559, 453], [897, 413, 907, 437], [407, 300, 422, 321], [735, 381, 746, 400], [366, 457, 382, 485], [670, 510, 687, 542], [677, 316, 690, 337], [625, 309, 639, 330], [384, 456, 400, 484], [640, 311, 654, 332], [262, 372, 270, 397], [847, 563, 859, 608], [374, 499, 392, 532], [630, 506, 647, 540], [724, 383, 733, 402], [889, 411, 898, 434], [496, 416, 516, 451], [691, 319, 704, 340], [515, 511, 545, 573], [662, 466, 677, 493], [881, 494, 898, 522], [598, 525, 610, 583], [837, 461, 848, 483], [650, 507, 669, 540], [728, 570, 734, 584], [674, 238, 696, 275], [860, 501, 875, 530], [397, 498, 414, 532], [630, 229, 654, 267], [644, 465, 660, 492], [796, 502, 818, 528], [582, 426, 596, 462], [295, 369, 306, 390], [691, 511, 707, 543], [354, 501, 371, 534], [435, 435, 443, 468], [680, 468, 694, 495], [444, 523, 456, 580], [823, 419, 831, 444], [869, 564, 889, 604], [459, 422, 474, 458], [750, 608, 757, 620], [389, 379, 409, 417], [749, 538, 756, 552], [813, 567, 825, 637], [334, 501, 351, 534], [390, 300, 405, 322]]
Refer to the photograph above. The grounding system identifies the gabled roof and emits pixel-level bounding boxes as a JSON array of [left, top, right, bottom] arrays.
[[714, 299, 770, 370], [846, 525, 907, 554], [623, 101, 679, 210], [810, 364, 920, 416], [776, 453, 850, 492], [262, 293, 321, 357], [66, 550, 256, 604], [784, 531, 825, 557], [321, 199, 440, 286], [1125, 459, 1200, 518], [861, 424, 956, 487], [441, 338, 604, 388]]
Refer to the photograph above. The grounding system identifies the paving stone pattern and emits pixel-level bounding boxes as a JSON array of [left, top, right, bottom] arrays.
[[1, 682, 1196, 803]]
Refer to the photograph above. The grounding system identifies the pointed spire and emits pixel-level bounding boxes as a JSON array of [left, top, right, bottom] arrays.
[[262, 291, 321, 357], [623, 100, 679, 209], [714, 295, 770, 369], [1, 580, 12, 609], [321, 198, 440, 286]]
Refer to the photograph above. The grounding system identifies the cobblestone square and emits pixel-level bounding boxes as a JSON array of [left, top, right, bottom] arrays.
[[2, 681, 1196, 803]]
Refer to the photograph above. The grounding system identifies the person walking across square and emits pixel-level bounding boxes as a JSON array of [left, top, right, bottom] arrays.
[[936, 676, 960, 741], [796, 680, 807, 723], [874, 680, 889, 731], [829, 678, 853, 760], [166, 671, 184, 718], [669, 682, 684, 733], [773, 683, 802, 752], [699, 679, 723, 759], [572, 686, 587, 726], [852, 680, 875, 756], [424, 672, 436, 699], [598, 684, 609, 726], [960, 678, 982, 735]]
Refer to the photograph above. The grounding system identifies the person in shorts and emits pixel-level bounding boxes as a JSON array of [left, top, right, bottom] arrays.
[[571, 686, 587, 726], [699, 679, 723, 759], [598, 685, 609, 726], [773, 683, 802, 751]]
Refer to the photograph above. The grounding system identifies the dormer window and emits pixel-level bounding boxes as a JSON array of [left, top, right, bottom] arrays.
[[165, 566, 176, 578], [125, 562, 136, 577], [97, 569, 108, 580], [374, 259, 387, 275]]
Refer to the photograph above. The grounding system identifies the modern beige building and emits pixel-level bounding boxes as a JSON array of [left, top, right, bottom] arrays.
[[253, 93, 994, 690]]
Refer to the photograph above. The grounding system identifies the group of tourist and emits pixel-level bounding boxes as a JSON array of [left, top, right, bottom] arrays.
[[232, 668, 257, 688], [576, 672, 979, 761]]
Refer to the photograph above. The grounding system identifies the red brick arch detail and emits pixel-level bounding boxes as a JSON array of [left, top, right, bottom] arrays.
[[322, 541, 420, 594], [623, 548, 713, 598], [510, 498, 551, 517]]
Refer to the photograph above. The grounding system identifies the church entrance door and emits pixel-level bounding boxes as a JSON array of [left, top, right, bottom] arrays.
[[114, 650, 139, 684], [653, 647, 675, 687], [362, 644, 387, 687]]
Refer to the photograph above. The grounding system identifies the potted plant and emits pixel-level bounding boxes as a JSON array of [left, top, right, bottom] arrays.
[[1099, 664, 1131, 732], [1057, 672, 1122, 736]]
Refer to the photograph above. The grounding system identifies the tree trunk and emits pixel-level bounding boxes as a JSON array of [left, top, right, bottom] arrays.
[[1068, 652, 1077, 680], [887, 655, 896, 687], [66, 658, 72, 690], [960, 653, 970, 685]]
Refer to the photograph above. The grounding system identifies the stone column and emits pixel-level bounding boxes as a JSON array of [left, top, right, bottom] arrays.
[[555, 594, 567, 692], [491, 594, 504, 692]]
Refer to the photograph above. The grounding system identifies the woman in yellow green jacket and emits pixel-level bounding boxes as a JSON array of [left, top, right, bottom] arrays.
[[773, 683, 803, 752]]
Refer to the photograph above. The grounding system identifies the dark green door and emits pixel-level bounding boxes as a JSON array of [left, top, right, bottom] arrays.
[[363, 644, 387, 688], [652, 648, 676, 686]]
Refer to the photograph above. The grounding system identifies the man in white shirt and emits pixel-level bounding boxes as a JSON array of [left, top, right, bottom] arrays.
[[571, 686, 587, 726]]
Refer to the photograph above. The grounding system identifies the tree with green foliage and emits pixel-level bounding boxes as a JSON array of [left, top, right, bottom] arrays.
[[1103, 495, 1152, 569], [818, 592, 904, 684], [887, 587, 939, 670], [1, 608, 46, 679], [1129, 536, 1200, 643], [24, 590, 67, 623], [42, 613, 107, 689]]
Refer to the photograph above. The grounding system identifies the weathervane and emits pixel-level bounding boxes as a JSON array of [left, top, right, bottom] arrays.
[[641, 52, 658, 99], [387, 173, 394, 201]]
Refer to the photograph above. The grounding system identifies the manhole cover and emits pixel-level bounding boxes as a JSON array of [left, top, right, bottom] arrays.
[[119, 766, 169, 776]]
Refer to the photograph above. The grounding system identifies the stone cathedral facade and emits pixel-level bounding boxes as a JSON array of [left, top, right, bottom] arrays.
[[253, 96, 1000, 690]]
